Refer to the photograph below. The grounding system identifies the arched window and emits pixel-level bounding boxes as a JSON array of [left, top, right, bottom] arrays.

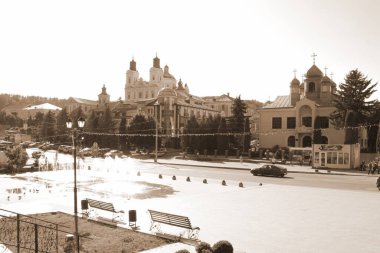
[[302, 136, 312, 147], [308, 82, 315, 92], [288, 136, 295, 147]]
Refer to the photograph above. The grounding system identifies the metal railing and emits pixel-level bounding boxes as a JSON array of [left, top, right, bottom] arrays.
[[0, 208, 80, 253]]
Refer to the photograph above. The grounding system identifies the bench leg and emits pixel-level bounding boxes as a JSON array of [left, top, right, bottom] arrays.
[[188, 229, 199, 239], [150, 221, 161, 233], [112, 212, 125, 222]]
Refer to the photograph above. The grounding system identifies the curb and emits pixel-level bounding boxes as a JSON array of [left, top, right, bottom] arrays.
[[141, 160, 366, 177]]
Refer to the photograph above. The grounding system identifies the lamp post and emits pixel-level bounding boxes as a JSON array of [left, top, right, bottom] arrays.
[[66, 117, 85, 253], [154, 102, 159, 163]]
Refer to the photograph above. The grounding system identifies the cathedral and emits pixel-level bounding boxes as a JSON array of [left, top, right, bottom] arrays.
[[124, 55, 189, 103]]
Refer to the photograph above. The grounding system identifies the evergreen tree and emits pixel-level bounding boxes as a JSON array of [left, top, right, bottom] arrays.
[[41, 110, 56, 142], [367, 102, 380, 152], [198, 116, 208, 153], [127, 114, 151, 149], [186, 115, 200, 153], [55, 107, 70, 145], [85, 110, 100, 148], [205, 115, 219, 152], [243, 117, 251, 152], [119, 117, 127, 150], [231, 95, 247, 150], [145, 116, 156, 150], [98, 107, 115, 148], [331, 69, 378, 144], [217, 117, 228, 154]]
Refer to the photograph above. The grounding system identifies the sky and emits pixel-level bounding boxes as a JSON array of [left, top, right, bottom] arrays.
[[1, 0, 379, 102]]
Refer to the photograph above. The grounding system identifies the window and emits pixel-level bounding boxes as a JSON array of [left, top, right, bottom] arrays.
[[308, 82, 315, 92], [139, 92, 142, 98], [327, 152, 332, 164], [319, 117, 329, 128], [288, 136, 295, 147], [302, 117, 312, 127], [287, 117, 296, 129], [338, 152, 343, 164], [344, 153, 349, 164], [272, 117, 282, 129], [332, 152, 337, 164], [302, 136, 312, 147]]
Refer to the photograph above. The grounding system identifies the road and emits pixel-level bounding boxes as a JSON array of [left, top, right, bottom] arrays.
[[137, 162, 379, 192]]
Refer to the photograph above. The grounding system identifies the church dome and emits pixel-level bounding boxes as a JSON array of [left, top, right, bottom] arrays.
[[158, 87, 177, 98], [321, 75, 331, 83], [306, 65, 323, 78], [290, 78, 300, 86]]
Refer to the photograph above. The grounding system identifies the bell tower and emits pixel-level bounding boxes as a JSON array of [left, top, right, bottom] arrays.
[[150, 53, 163, 84], [125, 57, 140, 102]]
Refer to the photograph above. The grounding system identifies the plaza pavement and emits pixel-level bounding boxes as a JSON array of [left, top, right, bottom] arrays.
[[1, 155, 379, 253]]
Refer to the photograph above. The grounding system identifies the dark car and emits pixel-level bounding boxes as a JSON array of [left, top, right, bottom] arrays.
[[250, 164, 287, 177]]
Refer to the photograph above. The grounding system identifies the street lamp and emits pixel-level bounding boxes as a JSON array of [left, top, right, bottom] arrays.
[[154, 102, 160, 163], [66, 116, 85, 253]]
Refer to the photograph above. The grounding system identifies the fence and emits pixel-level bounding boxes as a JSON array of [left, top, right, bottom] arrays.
[[0, 208, 75, 253]]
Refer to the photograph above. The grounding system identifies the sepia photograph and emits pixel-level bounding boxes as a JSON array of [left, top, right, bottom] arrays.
[[0, 1, 380, 252]]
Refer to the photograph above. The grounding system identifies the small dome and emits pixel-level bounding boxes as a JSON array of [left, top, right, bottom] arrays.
[[291, 78, 300, 86], [321, 75, 331, 83], [158, 87, 177, 98], [306, 65, 323, 78]]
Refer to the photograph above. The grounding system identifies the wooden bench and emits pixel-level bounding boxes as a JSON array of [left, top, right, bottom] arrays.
[[148, 209, 200, 239], [82, 198, 124, 222]]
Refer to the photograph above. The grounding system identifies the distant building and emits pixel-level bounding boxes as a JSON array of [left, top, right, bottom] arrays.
[[66, 84, 118, 115], [124, 55, 189, 103], [202, 94, 234, 117], [1, 103, 61, 120]]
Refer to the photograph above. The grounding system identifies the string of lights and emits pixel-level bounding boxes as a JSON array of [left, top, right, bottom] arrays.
[[34, 123, 379, 140]]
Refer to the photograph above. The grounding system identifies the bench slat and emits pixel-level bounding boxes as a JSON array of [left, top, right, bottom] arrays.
[[87, 199, 116, 212], [148, 210, 194, 229]]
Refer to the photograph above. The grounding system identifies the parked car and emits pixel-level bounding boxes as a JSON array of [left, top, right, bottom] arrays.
[[250, 164, 287, 177], [104, 150, 123, 158], [79, 147, 93, 157]]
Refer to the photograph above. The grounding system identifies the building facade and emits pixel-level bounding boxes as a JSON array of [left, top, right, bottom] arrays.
[[258, 63, 349, 150], [124, 55, 189, 103]]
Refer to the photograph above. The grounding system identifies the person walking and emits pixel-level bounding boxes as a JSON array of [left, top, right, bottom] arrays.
[[368, 162, 373, 175], [374, 162, 379, 174]]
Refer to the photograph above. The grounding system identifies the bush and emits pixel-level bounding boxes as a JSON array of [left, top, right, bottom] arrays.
[[196, 241, 212, 253], [175, 250, 190, 253], [212, 240, 233, 253]]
